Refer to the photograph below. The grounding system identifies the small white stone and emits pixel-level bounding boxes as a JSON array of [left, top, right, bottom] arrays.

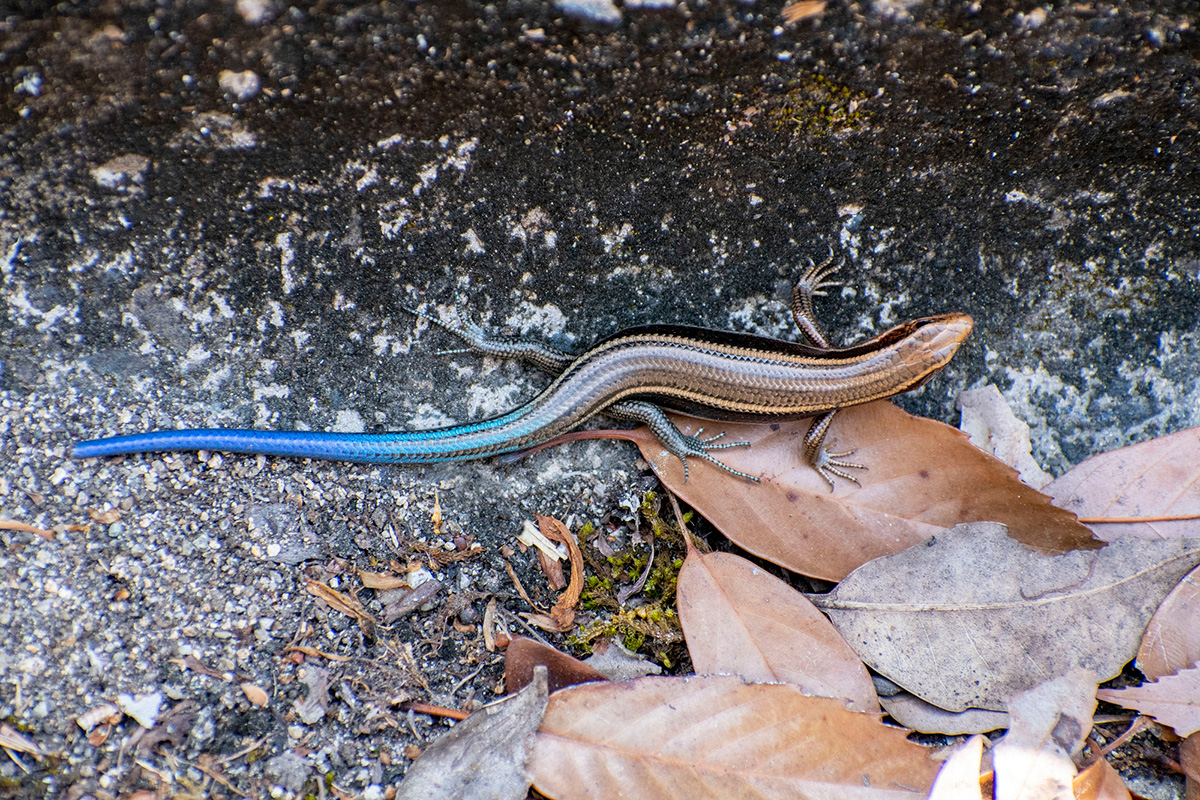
[[219, 70, 261, 101], [91, 154, 151, 190], [117, 691, 163, 728], [555, 0, 620, 23], [236, 0, 271, 24]]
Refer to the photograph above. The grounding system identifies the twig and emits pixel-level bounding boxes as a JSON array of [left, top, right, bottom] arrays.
[[616, 533, 655, 605], [3, 749, 30, 774], [135, 758, 172, 784], [449, 664, 487, 698], [502, 556, 542, 612], [0, 519, 54, 540], [183, 757, 251, 798], [665, 489, 698, 553], [216, 732, 273, 766], [1078, 513, 1200, 523], [499, 606, 555, 645], [1092, 713, 1136, 724], [283, 645, 353, 662], [1155, 754, 1184, 775], [407, 709, 422, 741], [1078, 715, 1151, 770], [399, 700, 469, 721]]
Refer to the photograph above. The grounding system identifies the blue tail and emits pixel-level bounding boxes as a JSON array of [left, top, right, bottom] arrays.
[[73, 428, 462, 464]]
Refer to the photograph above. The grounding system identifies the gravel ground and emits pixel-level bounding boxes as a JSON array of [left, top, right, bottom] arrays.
[[2, 356, 654, 796]]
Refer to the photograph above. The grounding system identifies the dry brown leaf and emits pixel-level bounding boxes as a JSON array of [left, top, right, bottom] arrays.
[[358, 568, 412, 590], [927, 735, 984, 800], [1096, 666, 1200, 736], [528, 675, 939, 800], [398, 667, 549, 800], [522, 515, 583, 633], [281, 645, 352, 662], [810, 522, 1200, 711], [1046, 426, 1200, 539], [616, 533, 655, 604], [992, 670, 1098, 800], [879, 692, 1009, 735], [537, 548, 568, 591], [168, 654, 230, 680], [633, 402, 1097, 581], [677, 548, 878, 712], [88, 508, 122, 525], [240, 683, 269, 707], [380, 579, 442, 624], [582, 640, 662, 681], [782, 0, 826, 23], [0, 723, 45, 760], [483, 598, 501, 652], [504, 636, 607, 695], [305, 579, 377, 639], [1073, 759, 1132, 800], [1135, 563, 1200, 679], [958, 384, 1053, 488]]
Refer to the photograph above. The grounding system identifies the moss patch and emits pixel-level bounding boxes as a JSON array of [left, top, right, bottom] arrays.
[[772, 73, 870, 135], [569, 492, 688, 668]]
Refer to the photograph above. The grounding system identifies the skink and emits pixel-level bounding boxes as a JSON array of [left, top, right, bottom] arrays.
[[74, 260, 974, 484]]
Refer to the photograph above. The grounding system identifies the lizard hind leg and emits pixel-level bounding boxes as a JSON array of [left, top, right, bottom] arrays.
[[803, 410, 867, 491], [789, 250, 843, 349], [609, 401, 758, 482], [405, 306, 575, 375]]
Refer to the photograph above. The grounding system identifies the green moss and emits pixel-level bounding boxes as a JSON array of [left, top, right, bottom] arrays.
[[568, 491, 689, 667], [302, 772, 336, 799], [569, 603, 683, 662], [772, 73, 870, 135]]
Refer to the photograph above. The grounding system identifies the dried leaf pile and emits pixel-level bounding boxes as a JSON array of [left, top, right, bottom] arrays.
[[398, 403, 1200, 800]]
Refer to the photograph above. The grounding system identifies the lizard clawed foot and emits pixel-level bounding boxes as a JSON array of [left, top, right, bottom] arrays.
[[675, 432, 756, 482], [691, 429, 750, 451], [814, 447, 866, 491], [790, 251, 844, 349], [796, 252, 843, 300], [407, 306, 491, 350]]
